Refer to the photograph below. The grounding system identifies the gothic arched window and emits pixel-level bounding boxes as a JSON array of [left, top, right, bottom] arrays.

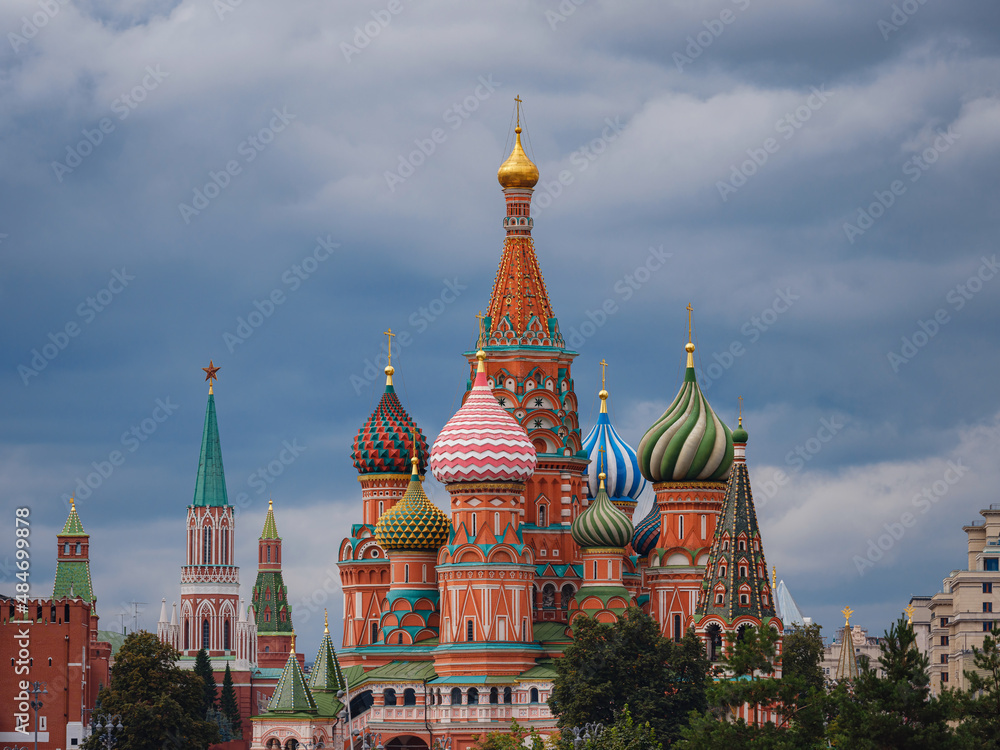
[[202, 619, 210, 649]]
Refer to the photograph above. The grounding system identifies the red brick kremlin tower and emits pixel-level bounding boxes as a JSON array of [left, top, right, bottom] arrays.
[[252, 499, 298, 669]]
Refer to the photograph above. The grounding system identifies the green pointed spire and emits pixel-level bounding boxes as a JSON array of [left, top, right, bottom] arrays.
[[308, 611, 346, 693], [192, 392, 229, 507], [261, 499, 279, 540], [61, 498, 87, 536], [267, 638, 317, 714], [53, 499, 95, 606]]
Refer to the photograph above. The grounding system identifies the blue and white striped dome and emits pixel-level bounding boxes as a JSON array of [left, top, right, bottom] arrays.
[[582, 391, 646, 501]]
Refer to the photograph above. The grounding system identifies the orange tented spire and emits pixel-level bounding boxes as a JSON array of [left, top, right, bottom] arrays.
[[486, 98, 563, 350]]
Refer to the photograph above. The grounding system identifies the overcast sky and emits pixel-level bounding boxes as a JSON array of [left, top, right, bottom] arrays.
[[2, 0, 999, 655]]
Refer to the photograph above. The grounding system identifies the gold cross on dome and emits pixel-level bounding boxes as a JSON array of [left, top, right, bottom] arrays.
[[599, 359, 608, 390], [514, 95, 522, 128], [475, 310, 486, 349], [842, 605, 854, 625], [384, 328, 396, 365], [738, 395, 744, 427], [686, 303, 693, 343], [598, 444, 606, 475]]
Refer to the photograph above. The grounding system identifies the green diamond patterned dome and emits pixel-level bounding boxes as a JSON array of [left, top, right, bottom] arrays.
[[638, 342, 734, 483], [374, 460, 451, 550], [571, 476, 634, 549]]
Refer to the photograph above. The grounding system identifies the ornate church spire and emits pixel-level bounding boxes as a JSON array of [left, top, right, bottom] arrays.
[[836, 606, 860, 680], [485, 97, 563, 349]]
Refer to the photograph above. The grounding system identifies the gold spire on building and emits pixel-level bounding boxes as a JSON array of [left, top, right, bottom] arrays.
[[738, 395, 743, 428], [203, 360, 220, 394], [384, 328, 396, 386], [685, 304, 695, 367], [290, 631, 296, 654], [599, 359, 609, 413], [324, 609, 330, 635], [842, 605, 854, 625], [905, 604, 915, 624], [772, 565, 777, 590], [497, 96, 539, 189], [475, 311, 487, 372]]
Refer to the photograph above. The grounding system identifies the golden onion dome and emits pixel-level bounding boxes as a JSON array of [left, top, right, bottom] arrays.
[[497, 127, 539, 189]]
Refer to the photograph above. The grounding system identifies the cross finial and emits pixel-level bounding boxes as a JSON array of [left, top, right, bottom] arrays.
[[842, 605, 854, 625], [599, 359, 608, 390], [598, 444, 605, 475], [686, 303, 693, 343], [738, 395, 743, 427], [324, 608, 330, 634], [410, 428, 420, 475], [905, 604, 915, 624], [384, 328, 396, 366], [475, 310, 486, 350], [514, 95, 522, 129]]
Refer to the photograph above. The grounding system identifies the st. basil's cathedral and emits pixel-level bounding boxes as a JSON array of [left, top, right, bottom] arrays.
[[151, 104, 784, 750]]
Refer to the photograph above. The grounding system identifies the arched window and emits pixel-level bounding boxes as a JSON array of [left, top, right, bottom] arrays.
[[467, 620, 475, 642], [489, 687, 499, 704], [561, 584, 574, 611], [265, 646, 269, 652], [398, 632, 403, 644], [403, 688, 416, 706], [739, 566, 747, 578], [221, 529, 227, 564], [184, 620, 189, 650], [701, 514, 707, 539], [529, 688, 539, 703], [542, 584, 556, 609], [75, 542, 81, 554], [378, 500, 384, 516], [202, 619, 210, 649], [538, 505, 546, 528], [592, 560, 598, 580], [739, 539, 746, 551], [224, 619, 231, 650], [678, 515, 684, 539], [451, 688, 462, 705], [494, 512, 500, 535], [503, 687, 512, 704], [371, 622, 378, 643], [468, 687, 479, 705], [706, 623, 723, 662], [267, 545, 271, 562], [673, 614, 682, 642], [740, 594, 749, 605], [383, 688, 397, 706], [64, 543, 70, 555], [715, 593, 724, 605], [203, 526, 212, 564], [472, 513, 477, 536]]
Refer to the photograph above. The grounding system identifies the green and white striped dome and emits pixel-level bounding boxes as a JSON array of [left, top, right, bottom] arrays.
[[571, 475, 634, 549], [638, 343, 734, 483]]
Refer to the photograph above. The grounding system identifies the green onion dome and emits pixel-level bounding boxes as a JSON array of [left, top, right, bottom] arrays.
[[733, 418, 749, 444], [638, 342, 734, 482], [571, 474, 634, 549], [374, 458, 451, 550]]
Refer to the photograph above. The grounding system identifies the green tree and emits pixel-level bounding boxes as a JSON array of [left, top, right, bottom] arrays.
[[471, 720, 544, 750], [585, 706, 660, 750], [220, 662, 242, 737], [549, 607, 708, 746], [828, 616, 958, 749], [956, 627, 1000, 748], [193, 647, 218, 716], [82, 631, 219, 750], [677, 623, 829, 750]]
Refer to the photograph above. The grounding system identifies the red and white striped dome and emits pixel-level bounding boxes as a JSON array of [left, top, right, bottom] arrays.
[[430, 360, 536, 484]]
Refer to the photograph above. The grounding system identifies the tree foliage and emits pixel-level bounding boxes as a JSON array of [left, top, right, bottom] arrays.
[[83, 631, 219, 750], [193, 647, 218, 716], [956, 627, 1000, 749], [220, 662, 242, 737], [471, 720, 544, 750], [549, 607, 708, 746], [828, 616, 958, 749]]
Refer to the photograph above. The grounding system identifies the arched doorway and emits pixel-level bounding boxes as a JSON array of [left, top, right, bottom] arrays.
[[705, 624, 723, 662], [385, 736, 429, 750]]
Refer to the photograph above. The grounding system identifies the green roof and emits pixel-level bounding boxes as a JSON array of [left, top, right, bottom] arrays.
[[518, 660, 559, 680], [52, 560, 95, 606], [267, 651, 317, 713], [260, 501, 279, 539], [308, 630, 346, 693], [533, 622, 571, 643], [96, 630, 126, 656], [60, 503, 87, 536], [353, 660, 437, 684], [192, 393, 229, 507], [252, 571, 293, 633]]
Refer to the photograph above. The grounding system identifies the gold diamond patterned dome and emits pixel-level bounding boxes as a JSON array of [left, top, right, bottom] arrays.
[[497, 126, 539, 189], [374, 456, 451, 551]]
